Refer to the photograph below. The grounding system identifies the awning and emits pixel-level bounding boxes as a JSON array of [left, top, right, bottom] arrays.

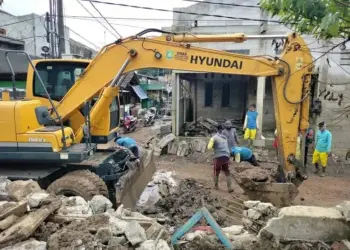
[[131, 85, 148, 100]]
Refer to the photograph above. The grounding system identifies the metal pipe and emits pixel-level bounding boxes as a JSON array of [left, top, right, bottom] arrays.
[[5, 55, 17, 100], [246, 34, 288, 39], [110, 56, 132, 87]]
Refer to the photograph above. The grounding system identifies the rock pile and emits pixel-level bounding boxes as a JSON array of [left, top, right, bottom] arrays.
[[0, 178, 171, 250], [242, 200, 279, 232], [138, 178, 229, 228]]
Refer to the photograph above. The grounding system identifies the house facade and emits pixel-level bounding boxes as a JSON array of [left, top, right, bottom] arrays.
[[163, 0, 350, 154]]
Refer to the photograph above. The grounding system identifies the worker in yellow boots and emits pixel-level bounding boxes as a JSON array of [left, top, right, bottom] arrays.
[[243, 104, 259, 149], [312, 122, 332, 177]]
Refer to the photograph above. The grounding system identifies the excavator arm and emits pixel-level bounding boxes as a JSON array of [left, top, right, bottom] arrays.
[[54, 30, 313, 198]]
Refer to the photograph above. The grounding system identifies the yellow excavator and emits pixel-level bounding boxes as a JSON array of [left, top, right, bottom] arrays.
[[0, 29, 313, 207]]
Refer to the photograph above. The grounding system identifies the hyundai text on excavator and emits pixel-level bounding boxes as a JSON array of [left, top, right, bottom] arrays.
[[0, 29, 313, 207]]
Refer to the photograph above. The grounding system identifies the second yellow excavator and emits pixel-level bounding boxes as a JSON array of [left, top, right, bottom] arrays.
[[0, 29, 313, 207]]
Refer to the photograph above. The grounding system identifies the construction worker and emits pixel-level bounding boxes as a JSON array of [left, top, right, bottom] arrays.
[[231, 146, 260, 166], [222, 120, 239, 149], [207, 125, 233, 193], [243, 104, 259, 149], [312, 122, 332, 177], [115, 136, 139, 158]]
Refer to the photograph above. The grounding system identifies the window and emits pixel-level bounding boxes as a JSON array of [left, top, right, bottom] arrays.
[[340, 49, 350, 66], [222, 83, 230, 107], [33, 61, 89, 101], [204, 82, 213, 107]]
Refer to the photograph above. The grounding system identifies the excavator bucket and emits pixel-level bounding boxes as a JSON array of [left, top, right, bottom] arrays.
[[237, 178, 299, 207], [115, 147, 156, 209]]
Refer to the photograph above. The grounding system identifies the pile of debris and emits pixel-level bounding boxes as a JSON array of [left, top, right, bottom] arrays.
[[241, 200, 279, 232], [183, 117, 243, 137], [138, 178, 229, 228], [0, 178, 171, 250]]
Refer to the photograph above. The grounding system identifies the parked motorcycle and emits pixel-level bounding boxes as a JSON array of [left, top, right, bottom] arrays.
[[143, 107, 157, 127], [122, 115, 138, 133]]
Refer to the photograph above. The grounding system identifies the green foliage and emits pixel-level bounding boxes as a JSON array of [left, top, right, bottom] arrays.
[[260, 0, 350, 39]]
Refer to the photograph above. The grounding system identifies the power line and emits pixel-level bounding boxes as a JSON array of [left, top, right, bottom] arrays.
[[0, 15, 42, 28], [68, 27, 100, 49], [291, 38, 350, 76], [76, 0, 119, 39], [80, 0, 295, 24], [87, 0, 121, 38], [329, 57, 350, 76], [183, 0, 260, 8]]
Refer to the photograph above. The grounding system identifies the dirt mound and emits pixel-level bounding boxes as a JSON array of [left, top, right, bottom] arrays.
[[47, 214, 110, 250], [139, 178, 229, 227], [235, 164, 278, 183]]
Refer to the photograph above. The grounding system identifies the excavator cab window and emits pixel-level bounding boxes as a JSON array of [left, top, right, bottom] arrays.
[[33, 61, 89, 101]]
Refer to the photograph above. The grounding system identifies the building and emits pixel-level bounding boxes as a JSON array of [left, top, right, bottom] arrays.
[[0, 10, 96, 58], [164, 0, 350, 154], [138, 74, 169, 109]]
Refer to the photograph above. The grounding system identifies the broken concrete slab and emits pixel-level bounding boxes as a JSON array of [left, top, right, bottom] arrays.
[[137, 239, 171, 250], [222, 225, 244, 237], [6, 180, 41, 202], [1, 239, 46, 250], [243, 200, 260, 209], [177, 141, 189, 157], [108, 215, 128, 236], [0, 196, 61, 248], [55, 196, 92, 218], [0, 200, 28, 220], [145, 222, 167, 241], [0, 178, 11, 201], [90, 195, 113, 214], [157, 133, 175, 149], [0, 215, 18, 231], [108, 237, 127, 250], [259, 205, 350, 242], [124, 221, 147, 246], [247, 208, 262, 220], [27, 191, 49, 209], [255, 202, 277, 215], [167, 141, 178, 155], [336, 201, 350, 221]]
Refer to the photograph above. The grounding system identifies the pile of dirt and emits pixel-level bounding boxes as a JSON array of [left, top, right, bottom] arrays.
[[234, 164, 278, 183], [46, 214, 111, 250], [139, 178, 229, 227]]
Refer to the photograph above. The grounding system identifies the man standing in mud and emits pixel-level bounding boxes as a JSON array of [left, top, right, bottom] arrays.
[[207, 125, 233, 193]]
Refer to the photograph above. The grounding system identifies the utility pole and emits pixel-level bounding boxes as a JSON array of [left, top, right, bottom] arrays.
[[57, 0, 65, 57]]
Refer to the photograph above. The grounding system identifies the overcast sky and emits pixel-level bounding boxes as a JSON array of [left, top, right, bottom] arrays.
[[1, 0, 193, 49]]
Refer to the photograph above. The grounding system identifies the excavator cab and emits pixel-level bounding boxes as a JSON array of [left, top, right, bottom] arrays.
[[0, 51, 156, 208]]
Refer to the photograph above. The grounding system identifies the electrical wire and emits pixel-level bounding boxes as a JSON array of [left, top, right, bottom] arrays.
[[76, 0, 118, 39], [182, 0, 260, 8], [68, 28, 100, 49], [80, 0, 295, 24], [329, 57, 350, 76], [87, 0, 121, 38]]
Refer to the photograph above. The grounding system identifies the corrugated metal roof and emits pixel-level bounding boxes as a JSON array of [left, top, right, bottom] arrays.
[[131, 85, 148, 100]]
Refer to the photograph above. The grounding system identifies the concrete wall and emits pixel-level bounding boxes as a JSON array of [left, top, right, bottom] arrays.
[[0, 10, 96, 58], [193, 73, 247, 120]]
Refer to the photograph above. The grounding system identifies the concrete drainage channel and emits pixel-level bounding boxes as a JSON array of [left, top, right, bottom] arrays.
[[1, 175, 350, 249]]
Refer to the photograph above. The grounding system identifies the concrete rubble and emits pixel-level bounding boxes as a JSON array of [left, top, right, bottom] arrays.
[[2, 177, 350, 249]]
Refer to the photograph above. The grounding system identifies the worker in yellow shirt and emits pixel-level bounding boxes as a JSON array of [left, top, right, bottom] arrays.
[[207, 125, 233, 193]]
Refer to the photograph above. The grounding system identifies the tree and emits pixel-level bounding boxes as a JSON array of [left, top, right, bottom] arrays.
[[260, 0, 350, 39]]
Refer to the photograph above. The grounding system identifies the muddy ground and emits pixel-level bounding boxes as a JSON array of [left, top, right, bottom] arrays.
[[128, 126, 350, 208]]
